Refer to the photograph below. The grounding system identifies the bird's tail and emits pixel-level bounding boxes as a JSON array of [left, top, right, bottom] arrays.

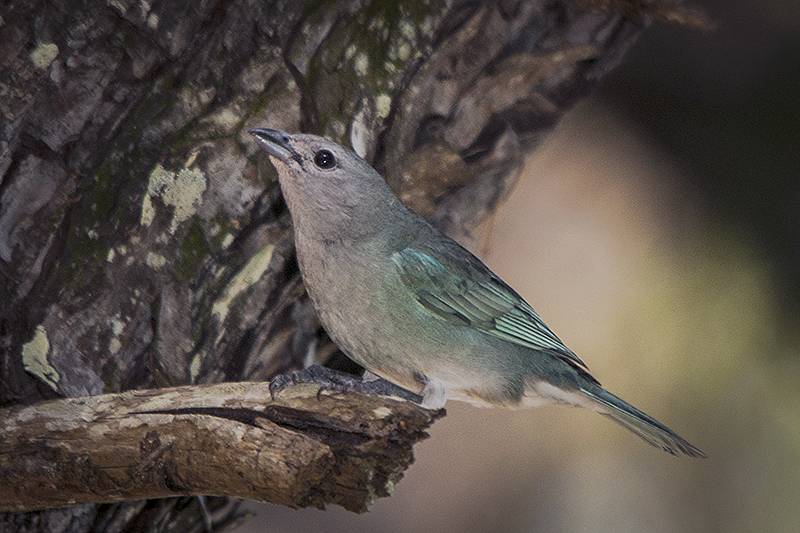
[[580, 385, 706, 458]]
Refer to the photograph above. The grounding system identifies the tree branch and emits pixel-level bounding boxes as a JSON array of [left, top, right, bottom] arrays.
[[0, 383, 442, 514]]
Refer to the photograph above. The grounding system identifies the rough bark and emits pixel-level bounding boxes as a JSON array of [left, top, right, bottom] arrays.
[[0, 383, 442, 514], [0, 0, 683, 530]]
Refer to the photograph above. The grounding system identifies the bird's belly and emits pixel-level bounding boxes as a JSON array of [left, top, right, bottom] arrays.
[[298, 243, 528, 404]]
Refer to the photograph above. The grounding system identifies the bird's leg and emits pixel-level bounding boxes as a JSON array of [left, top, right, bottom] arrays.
[[269, 364, 423, 404], [420, 378, 448, 409]]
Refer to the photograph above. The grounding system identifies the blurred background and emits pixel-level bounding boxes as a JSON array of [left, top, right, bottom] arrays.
[[239, 0, 800, 531]]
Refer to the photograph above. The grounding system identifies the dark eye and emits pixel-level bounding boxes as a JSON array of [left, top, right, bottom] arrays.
[[313, 150, 336, 169]]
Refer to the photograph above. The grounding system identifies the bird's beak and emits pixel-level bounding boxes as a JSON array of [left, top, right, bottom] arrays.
[[249, 128, 302, 164]]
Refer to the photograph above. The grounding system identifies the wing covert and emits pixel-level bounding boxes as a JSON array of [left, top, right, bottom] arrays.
[[392, 247, 588, 369]]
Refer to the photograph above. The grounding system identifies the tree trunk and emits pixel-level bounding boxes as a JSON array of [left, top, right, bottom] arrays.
[[0, 0, 689, 530]]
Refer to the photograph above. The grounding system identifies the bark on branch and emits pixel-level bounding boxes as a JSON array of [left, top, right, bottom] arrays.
[[0, 383, 442, 514]]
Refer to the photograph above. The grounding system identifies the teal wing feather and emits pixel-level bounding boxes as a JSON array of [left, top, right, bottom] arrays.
[[392, 247, 588, 370]]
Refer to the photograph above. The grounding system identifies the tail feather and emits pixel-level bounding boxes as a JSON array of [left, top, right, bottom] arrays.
[[580, 386, 706, 458]]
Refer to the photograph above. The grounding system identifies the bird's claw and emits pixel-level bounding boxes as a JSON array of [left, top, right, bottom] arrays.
[[269, 365, 423, 403]]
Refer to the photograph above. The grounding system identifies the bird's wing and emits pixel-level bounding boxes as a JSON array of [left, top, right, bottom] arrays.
[[392, 246, 588, 370]]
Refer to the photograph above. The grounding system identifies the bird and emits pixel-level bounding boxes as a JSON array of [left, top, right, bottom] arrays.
[[250, 128, 706, 458]]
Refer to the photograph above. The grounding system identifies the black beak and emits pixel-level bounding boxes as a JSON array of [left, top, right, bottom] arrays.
[[249, 128, 302, 164]]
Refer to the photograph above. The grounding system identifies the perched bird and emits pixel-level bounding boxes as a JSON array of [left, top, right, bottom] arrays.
[[250, 128, 706, 458]]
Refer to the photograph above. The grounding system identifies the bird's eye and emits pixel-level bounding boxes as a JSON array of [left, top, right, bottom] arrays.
[[313, 150, 336, 169]]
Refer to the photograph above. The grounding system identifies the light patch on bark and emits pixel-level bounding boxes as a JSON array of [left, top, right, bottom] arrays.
[[140, 163, 207, 233], [29, 42, 58, 70], [211, 244, 276, 343], [22, 325, 59, 391]]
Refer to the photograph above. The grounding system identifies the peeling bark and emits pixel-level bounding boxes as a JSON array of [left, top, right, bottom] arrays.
[[0, 383, 442, 514]]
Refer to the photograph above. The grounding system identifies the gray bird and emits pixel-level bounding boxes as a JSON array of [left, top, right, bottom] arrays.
[[250, 128, 706, 458]]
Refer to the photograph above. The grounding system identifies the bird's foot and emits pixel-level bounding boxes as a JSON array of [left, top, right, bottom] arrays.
[[269, 365, 423, 403]]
